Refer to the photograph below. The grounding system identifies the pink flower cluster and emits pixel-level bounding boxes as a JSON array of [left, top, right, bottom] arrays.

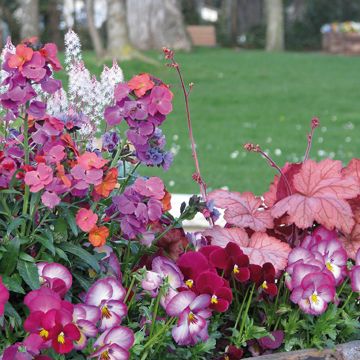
[[2, 262, 134, 359], [286, 226, 348, 315], [1, 39, 61, 120], [0, 276, 9, 317], [104, 74, 173, 170], [106, 177, 167, 242]]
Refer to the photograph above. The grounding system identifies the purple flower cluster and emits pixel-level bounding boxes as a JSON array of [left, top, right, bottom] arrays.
[[103, 74, 174, 170], [1, 40, 62, 120], [286, 226, 347, 315], [106, 177, 166, 241]]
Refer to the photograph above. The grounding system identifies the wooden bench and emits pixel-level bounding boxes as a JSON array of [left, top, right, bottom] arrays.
[[186, 25, 217, 46]]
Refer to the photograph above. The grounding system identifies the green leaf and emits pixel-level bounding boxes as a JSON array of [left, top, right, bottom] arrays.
[[59, 243, 100, 272], [1, 275, 25, 294], [19, 252, 36, 262], [55, 247, 70, 263], [17, 260, 40, 290], [73, 273, 92, 291], [6, 217, 25, 236], [64, 211, 78, 237], [35, 234, 55, 255], [4, 302, 22, 327], [0, 238, 20, 275]]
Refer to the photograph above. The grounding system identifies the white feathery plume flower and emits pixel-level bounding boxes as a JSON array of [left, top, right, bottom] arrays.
[[0, 37, 15, 93], [47, 88, 69, 116], [64, 29, 82, 72], [47, 29, 124, 142]]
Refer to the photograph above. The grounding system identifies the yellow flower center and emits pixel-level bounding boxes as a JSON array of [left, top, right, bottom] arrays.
[[211, 294, 218, 304], [57, 332, 65, 344], [188, 312, 198, 324], [225, 356, 230, 360], [311, 293, 319, 304], [185, 279, 194, 288], [100, 350, 110, 360], [261, 281, 268, 290], [39, 328, 49, 339], [88, 269, 97, 278], [326, 261, 334, 272], [101, 305, 112, 319], [233, 264, 239, 274]]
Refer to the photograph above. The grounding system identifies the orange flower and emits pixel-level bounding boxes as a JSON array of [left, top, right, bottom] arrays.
[[161, 190, 172, 212], [89, 226, 109, 247], [8, 44, 33, 70], [56, 163, 71, 188], [94, 168, 118, 197], [128, 73, 154, 97]]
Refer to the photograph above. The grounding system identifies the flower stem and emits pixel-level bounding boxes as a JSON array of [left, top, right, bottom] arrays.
[[150, 290, 162, 337], [125, 275, 136, 303], [340, 291, 354, 311], [21, 113, 30, 236], [165, 50, 208, 204], [238, 283, 255, 343], [233, 285, 250, 331]]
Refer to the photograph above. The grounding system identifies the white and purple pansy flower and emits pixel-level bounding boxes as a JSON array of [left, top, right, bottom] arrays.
[[166, 291, 211, 346], [73, 304, 101, 350], [290, 272, 335, 315], [85, 277, 127, 330], [350, 248, 360, 293], [36, 262, 72, 297], [90, 326, 134, 360]]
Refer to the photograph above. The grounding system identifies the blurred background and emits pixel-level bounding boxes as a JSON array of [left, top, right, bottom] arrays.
[[1, 0, 360, 195]]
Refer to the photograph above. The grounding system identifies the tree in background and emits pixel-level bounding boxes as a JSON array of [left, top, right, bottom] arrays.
[[127, 0, 191, 51], [106, 0, 134, 59], [19, 0, 39, 39], [265, 0, 284, 51], [86, 0, 104, 57]]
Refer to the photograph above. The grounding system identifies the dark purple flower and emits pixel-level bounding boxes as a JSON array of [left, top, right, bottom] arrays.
[[102, 131, 120, 152]]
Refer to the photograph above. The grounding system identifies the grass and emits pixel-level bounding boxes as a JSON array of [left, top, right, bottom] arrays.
[[58, 48, 360, 195]]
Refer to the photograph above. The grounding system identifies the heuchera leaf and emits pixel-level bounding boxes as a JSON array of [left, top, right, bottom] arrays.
[[342, 197, 360, 259], [271, 159, 360, 234], [342, 158, 360, 184], [203, 225, 291, 272], [208, 190, 273, 232]]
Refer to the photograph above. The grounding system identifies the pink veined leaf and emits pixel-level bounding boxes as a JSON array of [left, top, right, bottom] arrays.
[[271, 159, 360, 234], [342, 197, 360, 259], [342, 158, 360, 185], [208, 190, 273, 232], [203, 226, 291, 272]]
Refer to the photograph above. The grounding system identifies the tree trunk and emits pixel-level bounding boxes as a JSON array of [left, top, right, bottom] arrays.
[[44, 0, 62, 47], [127, 0, 191, 51], [265, 0, 284, 51], [106, 0, 133, 60], [20, 0, 39, 39], [86, 0, 104, 57]]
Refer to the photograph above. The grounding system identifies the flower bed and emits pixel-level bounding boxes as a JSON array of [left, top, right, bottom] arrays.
[[0, 31, 359, 359], [321, 21, 360, 54]]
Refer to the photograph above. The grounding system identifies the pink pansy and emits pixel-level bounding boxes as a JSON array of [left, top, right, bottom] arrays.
[[91, 326, 134, 360], [41, 190, 61, 209], [290, 272, 335, 315], [141, 270, 163, 297], [45, 145, 66, 164], [85, 277, 127, 330], [73, 304, 100, 350], [0, 275, 10, 316], [148, 86, 173, 116], [21, 52, 46, 81], [133, 177, 165, 199], [76, 208, 98, 232], [312, 238, 347, 285], [166, 291, 211, 346], [24, 163, 53, 192], [77, 152, 108, 170], [350, 248, 360, 292], [37, 262, 72, 297]]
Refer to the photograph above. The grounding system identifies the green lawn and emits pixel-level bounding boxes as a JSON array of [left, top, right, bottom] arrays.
[[58, 48, 360, 195]]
